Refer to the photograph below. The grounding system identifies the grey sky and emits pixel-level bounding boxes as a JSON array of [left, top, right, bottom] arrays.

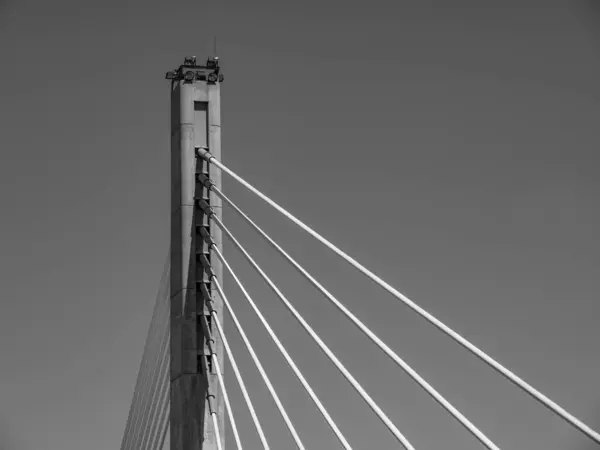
[[1, 1, 599, 449]]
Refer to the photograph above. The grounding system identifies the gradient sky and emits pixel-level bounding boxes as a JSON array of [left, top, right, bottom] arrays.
[[1, 1, 600, 449]]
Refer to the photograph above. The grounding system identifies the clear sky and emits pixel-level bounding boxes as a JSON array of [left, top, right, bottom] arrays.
[[1, 1, 600, 449]]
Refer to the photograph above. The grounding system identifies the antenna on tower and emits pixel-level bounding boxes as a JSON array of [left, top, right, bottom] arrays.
[[205, 36, 221, 76]]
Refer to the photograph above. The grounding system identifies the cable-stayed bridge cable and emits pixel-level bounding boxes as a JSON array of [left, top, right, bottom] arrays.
[[123, 256, 170, 450], [129, 330, 167, 450], [157, 419, 169, 450], [138, 313, 169, 444], [198, 227, 352, 450], [139, 328, 170, 450], [200, 212, 415, 450], [210, 306, 271, 450], [200, 315, 243, 450], [155, 413, 170, 450], [121, 296, 161, 450], [209, 276, 306, 450], [207, 394, 225, 450], [142, 365, 169, 450], [212, 356, 241, 450], [127, 264, 170, 450], [129, 299, 170, 450], [127, 291, 169, 450], [121, 255, 169, 450], [148, 370, 170, 450], [208, 185, 499, 450], [197, 148, 600, 445]]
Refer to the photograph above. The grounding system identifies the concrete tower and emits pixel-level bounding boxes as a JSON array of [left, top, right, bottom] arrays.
[[167, 56, 225, 450]]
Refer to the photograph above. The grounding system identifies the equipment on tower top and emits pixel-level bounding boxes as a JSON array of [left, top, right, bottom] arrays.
[[165, 56, 223, 84]]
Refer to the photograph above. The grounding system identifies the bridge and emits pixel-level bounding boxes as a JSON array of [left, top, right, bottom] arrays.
[[114, 57, 600, 450]]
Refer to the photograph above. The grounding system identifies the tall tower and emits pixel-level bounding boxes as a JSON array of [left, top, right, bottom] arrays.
[[167, 56, 225, 450]]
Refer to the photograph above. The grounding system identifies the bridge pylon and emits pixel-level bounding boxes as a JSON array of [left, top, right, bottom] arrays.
[[166, 56, 225, 450]]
